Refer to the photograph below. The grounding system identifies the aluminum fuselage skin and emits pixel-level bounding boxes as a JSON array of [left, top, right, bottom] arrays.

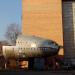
[[3, 35, 61, 59]]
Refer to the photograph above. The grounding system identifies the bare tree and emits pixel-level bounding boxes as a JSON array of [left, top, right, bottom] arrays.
[[5, 23, 21, 45]]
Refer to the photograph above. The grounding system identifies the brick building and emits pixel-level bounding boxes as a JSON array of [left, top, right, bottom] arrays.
[[22, 0, 75, 63], [22, 0, 64, 56]]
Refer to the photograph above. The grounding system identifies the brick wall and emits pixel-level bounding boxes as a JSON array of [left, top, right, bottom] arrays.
[[22, 0, 64, 55]]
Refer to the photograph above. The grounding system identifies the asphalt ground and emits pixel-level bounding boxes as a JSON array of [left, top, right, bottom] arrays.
[[0, 70, 75, 75]]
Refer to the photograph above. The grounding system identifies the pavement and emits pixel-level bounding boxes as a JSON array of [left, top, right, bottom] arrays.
[[0, 70, 75, 75]]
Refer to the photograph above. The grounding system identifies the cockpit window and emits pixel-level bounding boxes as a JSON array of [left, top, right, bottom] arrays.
[[48, 41, 54, 44]]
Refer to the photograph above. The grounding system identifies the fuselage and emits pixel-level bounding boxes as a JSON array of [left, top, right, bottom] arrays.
[[2, 35, 61, 59]]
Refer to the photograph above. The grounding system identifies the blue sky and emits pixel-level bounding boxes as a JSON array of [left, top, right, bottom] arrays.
[[0, 0, 22, 40]]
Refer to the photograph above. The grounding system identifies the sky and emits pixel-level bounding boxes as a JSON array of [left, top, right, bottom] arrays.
[[0, 0, 22, 40]]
